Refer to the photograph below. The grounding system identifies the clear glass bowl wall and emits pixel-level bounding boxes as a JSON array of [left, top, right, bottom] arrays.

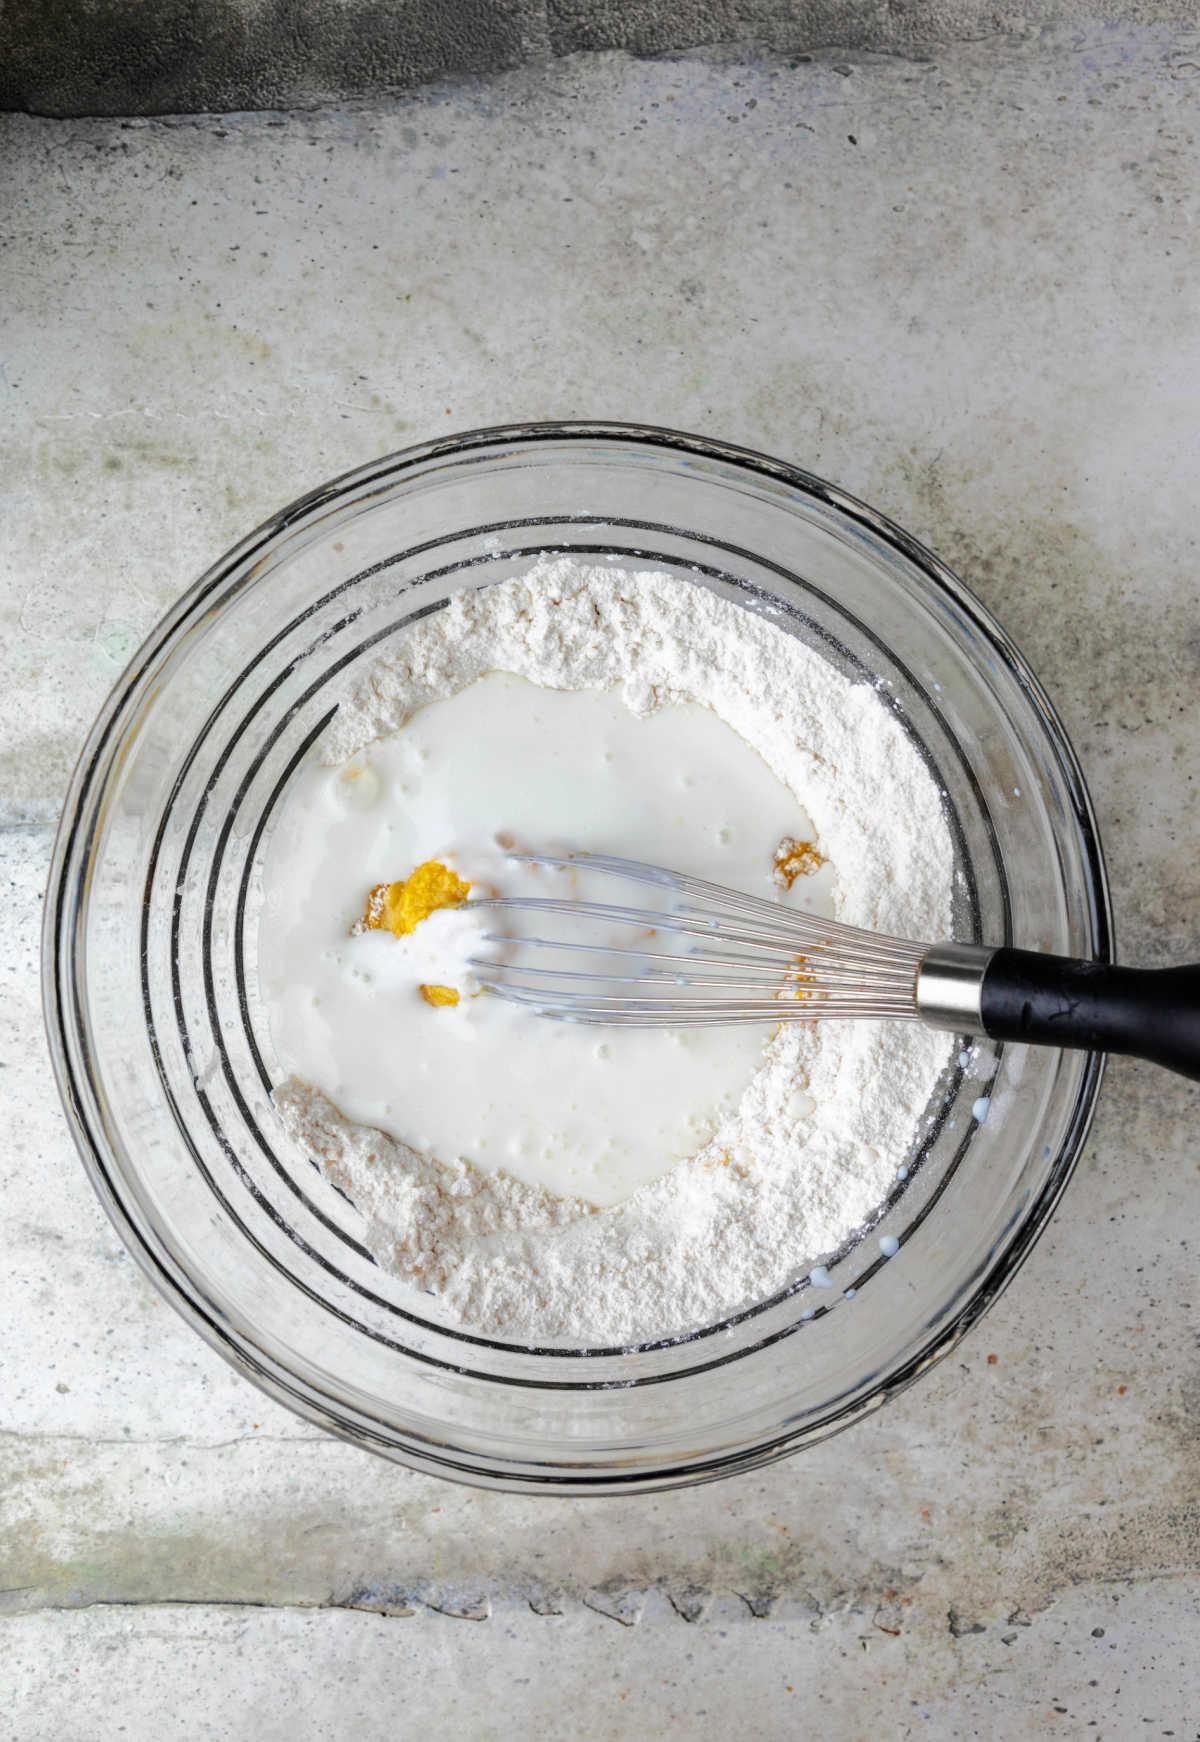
[[45, 425, 1110, 1492]]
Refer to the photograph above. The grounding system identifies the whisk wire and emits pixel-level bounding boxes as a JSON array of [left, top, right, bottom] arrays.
[[470, 851, 928, 1026]]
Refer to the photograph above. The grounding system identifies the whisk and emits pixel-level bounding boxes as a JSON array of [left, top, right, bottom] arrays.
[[470, 852, 1200, 1081]]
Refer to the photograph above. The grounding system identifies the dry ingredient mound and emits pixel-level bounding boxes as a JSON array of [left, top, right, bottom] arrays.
[[271, 556, 956, 1345]]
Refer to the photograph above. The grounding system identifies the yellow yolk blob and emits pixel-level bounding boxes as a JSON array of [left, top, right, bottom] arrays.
[[419, 983, 461, 1008], [360, 860, 472, 1007]]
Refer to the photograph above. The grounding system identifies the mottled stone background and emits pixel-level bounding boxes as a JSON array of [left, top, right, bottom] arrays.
[[0, 0, 1193, 115], [2, 18, 1198, 1738]]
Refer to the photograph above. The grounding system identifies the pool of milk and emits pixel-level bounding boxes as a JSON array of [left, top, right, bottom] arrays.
[[257, 671, 834, 1207]]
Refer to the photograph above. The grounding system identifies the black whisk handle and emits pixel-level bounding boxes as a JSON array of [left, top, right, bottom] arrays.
[[979, 949, 1200, 1081]]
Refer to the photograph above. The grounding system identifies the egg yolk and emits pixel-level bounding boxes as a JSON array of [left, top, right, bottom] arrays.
[[419, 983, 461, 1008], [360, 859, 472, 1008]]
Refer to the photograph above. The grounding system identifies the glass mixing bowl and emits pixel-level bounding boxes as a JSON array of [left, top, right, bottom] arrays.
[[44, 422, 1110, 1493]]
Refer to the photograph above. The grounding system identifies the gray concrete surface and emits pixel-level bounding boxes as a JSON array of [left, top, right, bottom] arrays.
[[2, 24, 1198, 1740], [2, 0, 1197, 115]]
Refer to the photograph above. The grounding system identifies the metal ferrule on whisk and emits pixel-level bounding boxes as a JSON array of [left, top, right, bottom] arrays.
[[914, 941, 996, 1033]]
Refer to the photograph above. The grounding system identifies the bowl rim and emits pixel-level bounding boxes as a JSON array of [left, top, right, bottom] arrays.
[[42, 418, 1113, 1492]]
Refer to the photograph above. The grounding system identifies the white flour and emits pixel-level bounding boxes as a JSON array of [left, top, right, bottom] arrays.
[[272, 556, 956, 1344]]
